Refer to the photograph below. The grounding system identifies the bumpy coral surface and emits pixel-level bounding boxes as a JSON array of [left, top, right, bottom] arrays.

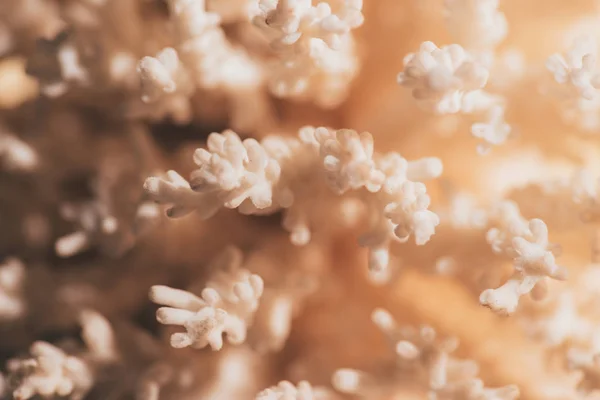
[[3, 0, 600, 399]]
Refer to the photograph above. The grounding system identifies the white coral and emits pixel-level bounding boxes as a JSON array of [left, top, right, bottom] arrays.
[[485, 201, 529, 257], [150, 248, 264, 350], [358, 152, 441, 273], [397, 41, 489, 114], [144, 170, 213, 219], [546, 36, 600, 101], [511, 219, 567, 281], [138, 48, 184, 103], [146, 128, 441, 274], [481, 218, 567, 315], [253, 0, 363, 106], [166, 0, 263, 90], [384, 180, 440, 245], [253, 0, 363, 51], [8, 342, 93, 400], [300, 126, 384, 194], [138, 0, 267, 130], [190, 130, 284, 213]]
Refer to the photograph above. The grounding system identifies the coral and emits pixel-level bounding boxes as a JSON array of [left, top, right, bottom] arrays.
[[481, 203, 568, 315], [397, 41, 489, 114], [546, 36, 600, 101], [4, 1, 600, 399], [6, 309, 117, 400], [252, 0, 363, 106], [150, 247, 264, 350], [145, 127, 441, 273], [7, 341, 93, 400]]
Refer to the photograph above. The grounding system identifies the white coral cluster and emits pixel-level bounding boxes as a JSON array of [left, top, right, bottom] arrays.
[[143, 170, 207, 219], [135, 46, 195, 124], [6, 311, 117, 400], [138, 48, 190, 104], [8, 0, 600, 398], [545, 37, 600, 132], [397, 41, 490, 114], [291, 127, 441, 265], [406, 0, 511, 153], [146, 127, 441, 274], [145, 130, 289, 219], [546, 36, 600, 101], [480, 202, 568, 315], [7, 342, 93, 400], [485, 201, 531, 256], [166, 0, 262, 90], [253, 0, 364, 106], [190, 131, 287, 213], [137, 0, 267, 129], [353, 151, 441, 272], [300, 127, 384, 195], [150, 247, 264, 350]]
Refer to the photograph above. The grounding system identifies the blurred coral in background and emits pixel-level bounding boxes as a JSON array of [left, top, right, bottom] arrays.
[[4, 0, 600, 399]]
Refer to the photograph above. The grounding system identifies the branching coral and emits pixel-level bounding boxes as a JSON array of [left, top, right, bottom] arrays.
[[150, 247, 264, 350], [7, 341, 93, 400], [252, 0, 364, 106], [145, 127, 441, 273], [135, 0, 270, 130], [480, 203, 568, 315], [546, 36, 600, 102], [397, 41, 490, 114], [6, 309, 117, 400], [5, 0, 600, 399]]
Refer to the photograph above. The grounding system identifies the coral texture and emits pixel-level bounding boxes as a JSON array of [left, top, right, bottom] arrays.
[[2, 1, 600, 400]]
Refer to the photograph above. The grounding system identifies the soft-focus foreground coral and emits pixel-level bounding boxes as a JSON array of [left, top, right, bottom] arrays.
[[5, 0, 600, 399]]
